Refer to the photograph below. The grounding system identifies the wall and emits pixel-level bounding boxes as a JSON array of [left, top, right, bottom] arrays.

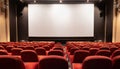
[[9, 0, 18, 42], [0, 12, 7, 42], [115, 13, 120, 42], [0, 0, 9, 42], [18, 7, 28, 41], [113, 0, 120, 42], [105, 0, 113, 42]]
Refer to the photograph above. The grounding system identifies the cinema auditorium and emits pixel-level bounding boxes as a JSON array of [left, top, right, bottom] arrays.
[[0, 0, 120, 69]]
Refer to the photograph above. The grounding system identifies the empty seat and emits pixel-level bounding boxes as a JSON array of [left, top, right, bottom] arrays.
[[48, 50, 64, 56], [0, 46, 5, 50], [21, 50, 38, 62], [82, 56, 112, 69], [35, 47, 46, 55], [111, 50, 120, 58], [25, 46, 34, 50], [43, 46, 50, 51], [70, 48, 79, 55], [11, 48, 23, 55], [82, 47, 90, 51], [0, 50, 8, 55], [6, 46, 14, 52], [0, 56, 25, 69], [17, 46, 25, 50], [73, 50, 89, 63], [96, 50, 111, 57], [39, 56, 68, 69], [100, 47, 109, 50], [89, 48, 99, 55], [112, 56, 120, 69], [53, 47, 63, 51], [110, 46, 118, 53]]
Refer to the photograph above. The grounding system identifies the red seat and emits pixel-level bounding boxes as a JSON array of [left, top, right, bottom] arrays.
[[100, 47, 109, 50], [82, 56, 112, 69], [35, 47, 46, 55], [89, 48, 99, 55], [73, 50, 89, 63], [39, 56, 68, 69], [70, 48, 79, 55], [17, 46, 25, 50], [21, 50, 38, 62], [0, 56, 25, 69], [43, 46, 50, 51], [112, 56, 120, 69], [11, 48, 23, 55], [111, 50, 120, 58], [95, 50, 111, 57], [110, 46, 118, 53], [6, 46, 14, 52], [0, 50, 8, 55], [48, 50, 64, 56], [25, 46, 34, 50], [82, 47, 90, 51], [53, 47, 63, 51], [0, 46, 5, 50]]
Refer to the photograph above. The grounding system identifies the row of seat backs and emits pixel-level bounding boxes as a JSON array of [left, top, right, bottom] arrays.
[[0, 41, 55, 48], [0, 46, 64, 55], [69, 49, 120, 63], [1, 55, 120, 69], [0, 45, 53, 52], [0, 49, 65, 62], [69, 46, 118, 55], [74, 55, 120, 69], [0, 55, 68, 69], [1, 48, 120, 63]]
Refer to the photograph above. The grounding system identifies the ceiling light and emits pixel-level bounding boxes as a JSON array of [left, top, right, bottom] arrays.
[[34, 0, 37, 3], [87, 0, 89, 3], [59, 0, 62, 3]]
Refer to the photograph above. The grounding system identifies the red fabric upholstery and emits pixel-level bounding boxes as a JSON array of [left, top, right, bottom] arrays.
[[53, 47, 63, 51], [17, 46, 25, 50], [100, 47, 110, 50], [39, 56, 68, 69], [11, 48, 23, 55], [0, 46, 5, 50], [95, 50, 111, 57], [70, 48, 79, 55], [73, 50, 89, 63], [0, 50, 8, 55], [48, 50, 64, 56], [43, 45, 50, 51], [25, 46, 35, 50], [21, 50, 38, 62], [89, 48, 99, 55], [82, 56, 112, 69], [82, 47, 90, 51], [35, 47, 46, 55], [111, 50, 120, 58], [110, 47, 118, 53], [0, 56, 25, 69], [6, 46, 14, 52], [112, 56, 120, 69]]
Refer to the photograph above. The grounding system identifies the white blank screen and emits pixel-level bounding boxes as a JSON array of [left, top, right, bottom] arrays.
[[28, 4, 94, 37]]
